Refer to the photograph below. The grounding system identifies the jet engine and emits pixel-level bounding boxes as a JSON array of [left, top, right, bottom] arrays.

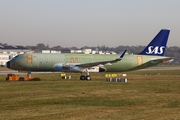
[[87, 66, 106, 72]]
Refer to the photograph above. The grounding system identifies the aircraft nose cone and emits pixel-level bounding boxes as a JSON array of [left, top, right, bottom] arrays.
[[6, 61, 10, 68]]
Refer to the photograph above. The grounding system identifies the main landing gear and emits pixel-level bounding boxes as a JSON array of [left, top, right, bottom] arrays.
[[80, 69, 91, 80], [27, 72, 31, 78], [80, 74, 91, 80]]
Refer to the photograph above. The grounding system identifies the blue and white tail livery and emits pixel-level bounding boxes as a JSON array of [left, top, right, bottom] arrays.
[[139, 29, 170, 56]]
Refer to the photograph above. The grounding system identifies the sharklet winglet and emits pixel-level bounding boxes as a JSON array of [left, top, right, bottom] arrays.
[[116, 50, 127, 61]]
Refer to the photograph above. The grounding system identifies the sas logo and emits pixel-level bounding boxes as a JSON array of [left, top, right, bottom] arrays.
[[146, 46, 165, 54]]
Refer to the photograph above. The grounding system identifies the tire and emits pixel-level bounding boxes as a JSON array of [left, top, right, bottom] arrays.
[[19, 77, 24, 81], [80, 75, 86, 80], [86, 76, 91, 80]]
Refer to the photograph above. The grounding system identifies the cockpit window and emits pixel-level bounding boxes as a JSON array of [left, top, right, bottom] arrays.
[[12, 56, 21, 61], [13, 56, 18, 59]]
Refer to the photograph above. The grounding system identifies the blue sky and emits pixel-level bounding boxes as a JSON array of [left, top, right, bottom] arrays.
[[0, 0, 180, 47]]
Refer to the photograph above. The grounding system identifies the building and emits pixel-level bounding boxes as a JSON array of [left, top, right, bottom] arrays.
[[41, 50, 61, 53], [0, 45, 31, 66]]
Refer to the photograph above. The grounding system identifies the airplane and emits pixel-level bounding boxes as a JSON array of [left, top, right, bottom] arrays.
[[6, 29, 173, 80]]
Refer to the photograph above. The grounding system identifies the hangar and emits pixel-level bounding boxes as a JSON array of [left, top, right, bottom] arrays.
[[0, 45, 31, 66]]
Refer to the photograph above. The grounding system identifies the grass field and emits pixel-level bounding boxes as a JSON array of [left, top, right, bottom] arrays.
[[0, 68, 180, 120]]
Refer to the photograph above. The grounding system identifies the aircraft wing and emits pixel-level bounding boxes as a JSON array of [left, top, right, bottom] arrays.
[[76, 50, 127, 68]]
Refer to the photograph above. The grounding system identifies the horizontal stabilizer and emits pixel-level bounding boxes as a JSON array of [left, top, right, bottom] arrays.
[[150, 57, 174, 64]]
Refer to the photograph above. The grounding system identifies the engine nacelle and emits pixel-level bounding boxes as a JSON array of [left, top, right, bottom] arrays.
[[87, 66, 106, 72], [54, 63, 83, 72]]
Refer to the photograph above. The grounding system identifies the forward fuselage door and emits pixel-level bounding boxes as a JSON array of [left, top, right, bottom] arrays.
[[26, 54, 39, 71], [26, 54, 33, 64]]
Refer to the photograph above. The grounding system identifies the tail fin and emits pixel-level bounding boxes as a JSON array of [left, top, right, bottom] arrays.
[[139, 29, 170, 56]]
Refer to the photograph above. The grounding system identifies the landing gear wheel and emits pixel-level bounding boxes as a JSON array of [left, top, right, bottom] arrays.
[[86, 75, 91, 80], [80, 75, 86, 80], [19, 77, 24, 81]]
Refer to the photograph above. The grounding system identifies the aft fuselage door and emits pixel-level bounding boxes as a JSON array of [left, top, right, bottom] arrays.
[[137, 56, 143, 66]]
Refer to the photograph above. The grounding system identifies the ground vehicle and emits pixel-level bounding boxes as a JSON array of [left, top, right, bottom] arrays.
[[6, 74, 40, 81]]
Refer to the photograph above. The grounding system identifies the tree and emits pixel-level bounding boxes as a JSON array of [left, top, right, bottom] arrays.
[[46, 44, 49, 49], [36, 43, 46, 50]]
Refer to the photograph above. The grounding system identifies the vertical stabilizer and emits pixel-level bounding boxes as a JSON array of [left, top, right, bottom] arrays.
[[139, 29, 170, 56]]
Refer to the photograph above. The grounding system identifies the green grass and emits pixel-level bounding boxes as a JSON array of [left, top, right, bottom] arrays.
[[0, 70, 180, 120]]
